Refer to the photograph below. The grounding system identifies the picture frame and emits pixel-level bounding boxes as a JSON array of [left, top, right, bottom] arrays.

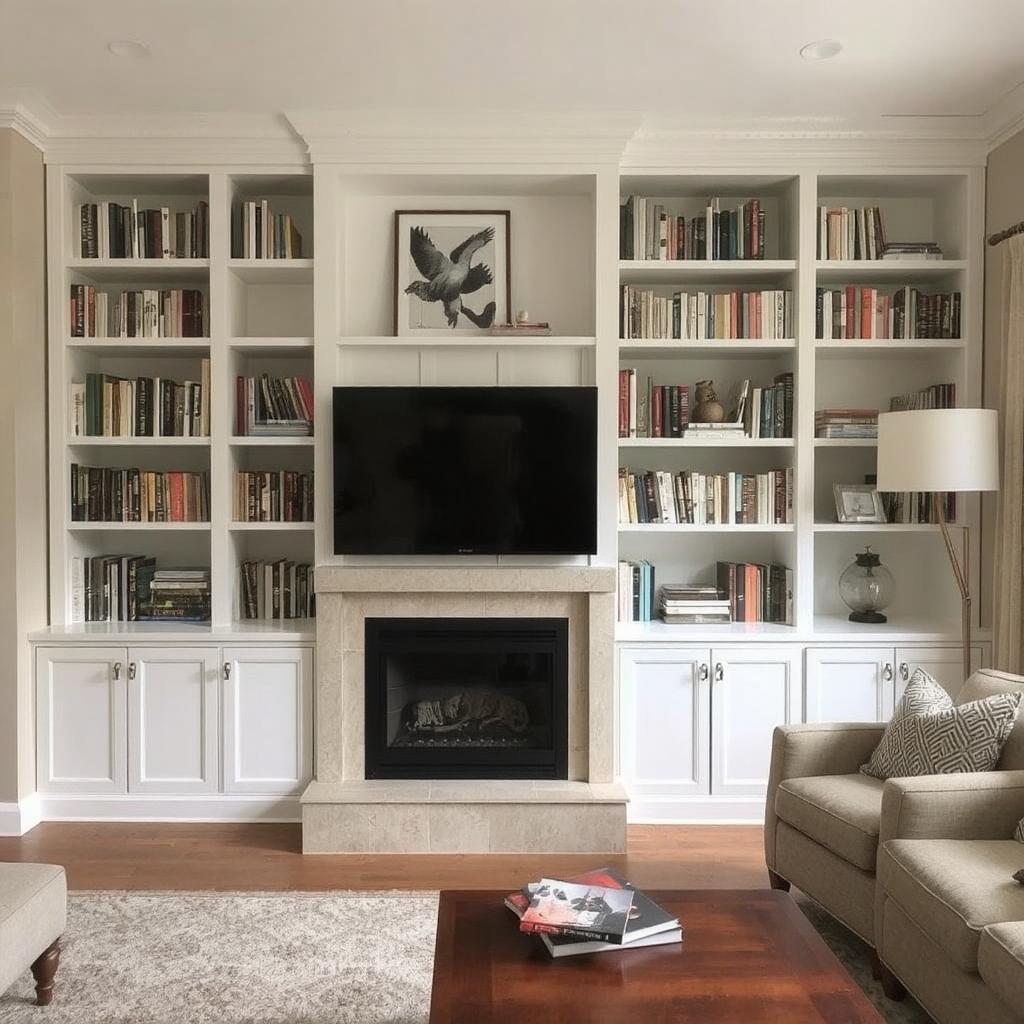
[[393, 210, 511, 336], [833, 483, 888, 524]]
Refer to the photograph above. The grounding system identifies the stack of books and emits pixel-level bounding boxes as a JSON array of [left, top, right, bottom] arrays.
[[881, 242, 943, 260], [235, 374, 313, 437], [816, 286, 961, 340], [618, 467, 793, 525], [617, 559, 655, 622], [239, 560, 315, 620], [505, 868, 682, 957], [70, 466, 210, 523], [70, 363, 211, 439], [620, 196, 766, 261], [70, 553, 157, 623], [684, 421, 745, 441], [815, 409, 879, 439], [660, 585, 731, 624], [620, 287, 791, 340], [78, 200, 209, 259], [141, 568, 210, 623], [487, 321, 551, 337], [234, 470, 314, 523], [70, 285, 208, 338], [233, 200, 303, 259], [716, 561, 793, 624]]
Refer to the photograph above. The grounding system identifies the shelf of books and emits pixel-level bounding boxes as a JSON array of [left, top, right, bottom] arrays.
[[615, 169, 979, 640], [50, 167, 316, 633]]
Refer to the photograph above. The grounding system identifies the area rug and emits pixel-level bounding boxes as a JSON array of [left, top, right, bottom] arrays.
[[0, 891, 931, 1023]]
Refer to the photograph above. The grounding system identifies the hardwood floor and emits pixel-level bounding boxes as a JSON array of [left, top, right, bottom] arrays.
[[0, 823, 767, 892]]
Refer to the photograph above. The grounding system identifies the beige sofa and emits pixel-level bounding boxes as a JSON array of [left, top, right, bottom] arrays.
[[765, 668, 1024, 1023], [0, 863, 66, 1006]]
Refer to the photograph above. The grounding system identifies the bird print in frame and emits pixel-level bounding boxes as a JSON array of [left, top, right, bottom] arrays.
[[394, 210, 510, 335]]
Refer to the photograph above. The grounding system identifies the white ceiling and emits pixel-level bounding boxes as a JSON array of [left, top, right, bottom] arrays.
[[1, 0, 1023, 132]]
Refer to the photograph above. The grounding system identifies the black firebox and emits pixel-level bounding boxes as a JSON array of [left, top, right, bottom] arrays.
[[364, 617, 569, 780]]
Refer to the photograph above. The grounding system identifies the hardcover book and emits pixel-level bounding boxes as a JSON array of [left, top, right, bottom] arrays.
[[519, 878, 634, 943]]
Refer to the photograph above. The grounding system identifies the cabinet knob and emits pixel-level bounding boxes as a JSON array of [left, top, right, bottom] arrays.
[[223, 662, 231, 681], [883, 663, 894, 681], [112, 662, 122, 681], [714, 662, 724, 683], [899, 662, 909, 681], [697, 663, 709, 682], [127, 662, 136, 681]]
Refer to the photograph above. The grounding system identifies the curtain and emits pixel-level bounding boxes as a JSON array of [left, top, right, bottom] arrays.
[[994, 232, 1024, 673]]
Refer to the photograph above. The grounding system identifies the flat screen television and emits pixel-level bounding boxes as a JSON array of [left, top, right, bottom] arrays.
[[332, 386, 597, 555]]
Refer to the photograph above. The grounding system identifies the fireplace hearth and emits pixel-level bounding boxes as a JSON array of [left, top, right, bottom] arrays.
[[364, 617, 569, 779]]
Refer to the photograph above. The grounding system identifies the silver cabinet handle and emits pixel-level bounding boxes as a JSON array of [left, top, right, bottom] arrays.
[[112, 662, 122, 681], [883, 663, 894, 681], [223, 662, 231, 681], [697, 663, 709, 682], [899, 662, 909, 681], [127, 662, 136, 681], [714, 662, 724, 683]]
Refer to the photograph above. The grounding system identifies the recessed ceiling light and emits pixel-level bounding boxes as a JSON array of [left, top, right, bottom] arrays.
[[800, 39, 842, 61], [107, 40, 150, 58]]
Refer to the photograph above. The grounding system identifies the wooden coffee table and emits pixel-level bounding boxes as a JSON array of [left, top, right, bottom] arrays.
[[430, 889, 882, 1023]]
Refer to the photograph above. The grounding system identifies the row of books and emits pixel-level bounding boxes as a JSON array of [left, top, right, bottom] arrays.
[[815, 409, 878, 439], [717, 561, 793, 624], [232, 200, 304, 259], [816, 204, 943, 261], [620, 195, 767, 261], [620, 287, 792, 340], [78, 200, 209, 259], [617, 560, 656, 623], [69, 557, 210, 623], [234, 471, 314, 523], [236, 375, 313, 437], [890, 381, 956, 413], [239, 560, 316, 620], [659, 585, 732, 625], [618, 468, 794, 526], [816, 287, 961, 340], [143, 568, 210, 623], [505, 868, 682, 957], [70, 364, 211, 439], [884, 491, 956, 525], [70, 285, 208, 338], [70, 466, 209, 523], [617, 373, 689, 437]]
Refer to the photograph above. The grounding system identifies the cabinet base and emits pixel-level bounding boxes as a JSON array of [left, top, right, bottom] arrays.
[[627, 795, 767, 824], [31, 794, 301, 824]]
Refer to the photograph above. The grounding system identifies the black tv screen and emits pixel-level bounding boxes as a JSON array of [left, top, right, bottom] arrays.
[[332, 386, 597, 555]]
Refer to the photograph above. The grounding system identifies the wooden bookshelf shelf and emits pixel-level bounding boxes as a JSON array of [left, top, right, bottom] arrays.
[[67, 436, 211, 447], [336, 335, 596, 348], [619, 339, 795, 355], [616, 619, 798, 641], [228, 522, 315, 532], [815, 259, 967, 282], [229, 436, 314, 447], [67, 258, 210, 282], [814, 339, 965, 357], [813, 437, 877, 447], [67, 521, 211, 531], [619, 259, 797, 283], [812, 522, 941, 533], [230, 337, 314, 352], [227, 258, 314, 284], [619, 523, 793, 533], [66, 337, 211, 355], [618, 437, 793, 448]]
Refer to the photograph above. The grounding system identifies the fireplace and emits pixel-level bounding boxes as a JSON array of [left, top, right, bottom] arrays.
[[364, 617, 569, 779]]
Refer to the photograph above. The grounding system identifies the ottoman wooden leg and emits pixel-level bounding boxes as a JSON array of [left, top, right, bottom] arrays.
[[30, 938, 61, 1007]]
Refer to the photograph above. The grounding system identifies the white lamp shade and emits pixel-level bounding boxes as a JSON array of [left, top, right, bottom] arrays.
[[876, 408, 999, 493]]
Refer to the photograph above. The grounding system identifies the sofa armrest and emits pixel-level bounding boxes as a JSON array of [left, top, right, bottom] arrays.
[[880, 770, 1024, 842], [764, 723, 886, 870]]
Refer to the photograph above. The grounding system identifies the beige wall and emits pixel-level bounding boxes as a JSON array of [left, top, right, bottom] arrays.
[[0, 128, 47, 804], [983, 127, 1024, 628]]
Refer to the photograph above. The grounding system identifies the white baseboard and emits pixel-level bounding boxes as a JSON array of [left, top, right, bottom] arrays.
[[0, 793, 43, 836], [627, 795, 766, 825], [36, 793, 301, 823]]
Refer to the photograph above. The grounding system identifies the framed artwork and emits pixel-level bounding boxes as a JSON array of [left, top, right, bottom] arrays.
[[833, 483, 888, 524], [393, 210, 510, 336]]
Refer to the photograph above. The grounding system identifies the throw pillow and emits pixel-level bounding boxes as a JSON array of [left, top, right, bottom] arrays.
[[861, 668, 1022, 781], [1016, 818, 1024, 843]]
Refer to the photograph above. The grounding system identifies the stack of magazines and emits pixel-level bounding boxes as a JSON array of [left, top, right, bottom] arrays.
[[504, 868, 682, 958]]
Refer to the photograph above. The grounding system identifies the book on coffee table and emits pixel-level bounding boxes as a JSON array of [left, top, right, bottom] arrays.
[[520, 878, 635, 943]]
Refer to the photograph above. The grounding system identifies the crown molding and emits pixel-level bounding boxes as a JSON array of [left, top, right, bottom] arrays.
[[0, 103, 49, 151], [984, 80, 1024, 151]]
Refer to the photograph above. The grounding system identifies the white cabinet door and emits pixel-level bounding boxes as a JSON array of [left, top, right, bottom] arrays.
[[710, 645, 801, 797], [36, 646, 128, 794], [127, 647, 219, 794], [805, 647, 896, 723], [222, 646, 313, 794], [618, 647, 711, 813], [894, 645, 986, 703]]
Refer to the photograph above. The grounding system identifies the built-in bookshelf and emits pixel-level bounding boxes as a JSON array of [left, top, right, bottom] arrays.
[[49, 168, 316, 634], [616, 170, 981, 639]]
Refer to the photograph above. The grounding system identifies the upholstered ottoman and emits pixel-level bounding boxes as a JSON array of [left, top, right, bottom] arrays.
[[0, 864, 66, 1006]]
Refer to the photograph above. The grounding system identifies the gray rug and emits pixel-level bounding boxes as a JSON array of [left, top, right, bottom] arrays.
[[0, 891, 931, 1023]]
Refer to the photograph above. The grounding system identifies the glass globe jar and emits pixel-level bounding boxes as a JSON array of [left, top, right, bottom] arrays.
[[839, 546, 894, 624]]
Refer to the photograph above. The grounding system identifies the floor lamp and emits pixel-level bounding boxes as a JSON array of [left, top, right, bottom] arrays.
[[876, 408, 1000, 683]]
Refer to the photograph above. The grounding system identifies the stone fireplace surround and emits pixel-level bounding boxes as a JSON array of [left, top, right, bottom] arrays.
[[301, 566, 627, 853]]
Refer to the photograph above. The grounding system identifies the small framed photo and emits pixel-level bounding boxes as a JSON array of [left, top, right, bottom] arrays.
[[394, 210, 510, 336], [833, 483, 888, 524]]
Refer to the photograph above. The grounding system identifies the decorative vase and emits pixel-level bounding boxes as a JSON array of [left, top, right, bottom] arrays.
[[839, 546, 894, 624], [692, 380, 725, 423]]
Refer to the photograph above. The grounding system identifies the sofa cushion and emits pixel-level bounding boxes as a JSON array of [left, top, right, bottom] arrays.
[[958, 669, 1024, 770], [878, 838, 1024, 972], [775, 773, 883, 871], [0, 863, 66, 995], [979, 921, 1024, 1015], [862, 668, 1020, 781]]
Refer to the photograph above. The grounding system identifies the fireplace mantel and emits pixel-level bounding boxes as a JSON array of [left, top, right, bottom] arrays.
[[314, 565, 617, 594]]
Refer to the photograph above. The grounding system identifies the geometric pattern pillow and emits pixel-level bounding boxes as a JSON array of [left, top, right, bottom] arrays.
[[1017, 818, 1024, 843], [861, 667, 1022, 781]]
